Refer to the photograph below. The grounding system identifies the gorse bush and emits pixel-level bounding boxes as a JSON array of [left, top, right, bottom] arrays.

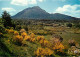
[[14, 31, 19, 35], [36, 35, 65, 56], [21, 32, 27, 38], [6, 28, 36, 45], [53, 42, 64, 52], [5, 28, 66, 56], [37, 36, 44, 41], [34, 47, 53, 57], [20, 29, 26, 33], [14, 35, 23, 44]]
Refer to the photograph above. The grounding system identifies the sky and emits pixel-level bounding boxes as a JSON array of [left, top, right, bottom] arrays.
[[0, 0, 80, 18]]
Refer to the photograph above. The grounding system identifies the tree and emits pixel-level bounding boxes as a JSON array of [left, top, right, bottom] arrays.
[[0, 18, 5, 33], [67, 23, 72, 27], [2, 11, 12, 27]]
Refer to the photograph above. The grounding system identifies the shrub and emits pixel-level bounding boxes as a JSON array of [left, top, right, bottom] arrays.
[[15, 25, 22, 31], [66, 23, 72, 27], [68, 39, 79, 48], [7, 29, 14, 33], [50, 37, 64, 52], [21, 32, 27, 38], [52, 35, 63, 42], [20, 29, 26, 33], [68, 39, 76, 46], [22, 26, 28, 31], [14, 31, 19, 35], [53, 42, 64, 52], [34, 47, 53, 57], [13, 35, 23, 45], [30, 38, 35, 42], [37, 36, 44, 41], [68, 46, 80, 55], [0, 25, 5, 33], [24, 35, 30, 41], [30, 33, 35, 38]]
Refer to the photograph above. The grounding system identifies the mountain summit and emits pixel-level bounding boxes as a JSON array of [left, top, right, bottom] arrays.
[[12, 6, 77, 20], [12, 6, 50, 19]]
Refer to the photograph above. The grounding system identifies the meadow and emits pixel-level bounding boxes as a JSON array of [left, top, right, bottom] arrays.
[[0, 18, 80, 57]]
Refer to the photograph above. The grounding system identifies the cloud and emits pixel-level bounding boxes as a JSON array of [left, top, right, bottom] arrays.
[[38, 0, 45, 2], [11, 0, 38, 6], [52, 0, 66, 2], [2, 8, 16, 15], [29, 0, 37, 4], [2, 8, 16, 12], [54, 5, 80, 18], [11, 0, 46, 6], [11, 0, 28, 6]]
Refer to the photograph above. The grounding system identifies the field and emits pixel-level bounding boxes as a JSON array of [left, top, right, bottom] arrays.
[[0, 19, 80, 57]]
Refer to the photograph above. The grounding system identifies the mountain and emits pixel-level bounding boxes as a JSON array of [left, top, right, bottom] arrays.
[[49, 13, 77, 20], [12, 6, 78, 20], [12, 6, 50, 19]]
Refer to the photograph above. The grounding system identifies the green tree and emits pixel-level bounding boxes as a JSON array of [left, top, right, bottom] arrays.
[[2, 11, 12, 27], [67, 23, 72, 27], [0, 18, 5, 33]]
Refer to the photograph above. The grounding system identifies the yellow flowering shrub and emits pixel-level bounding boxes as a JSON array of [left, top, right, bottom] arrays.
[[37, 36, 52, 48], [43, 40, 50, 47], [14, 31, 19, 35], [24, 35, 30, 41], [8, 29, 14, 33], [30, 38, 35, 42], [14, 35, 23, 43], [20, 29, 26, 33], [20, 32, 36, 42], [30, 33, 35, 38], [39, 39, 52, 48], [5, 29, 14, 33], [15, 35, 21, 39], [21, 32, 27, 38], [53, 42, 64, 52], [34, 47, 53, 57], [39, 39, 44, 44], [18, 36, 23, 42], [45, 48, 53, 55], [37, 36, 44, 41]]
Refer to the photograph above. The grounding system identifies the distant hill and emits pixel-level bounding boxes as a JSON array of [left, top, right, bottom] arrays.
[[12, 6, 79, 20]]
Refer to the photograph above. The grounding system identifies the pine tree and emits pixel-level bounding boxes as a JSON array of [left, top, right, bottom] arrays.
[[2, 11, 12, 27]]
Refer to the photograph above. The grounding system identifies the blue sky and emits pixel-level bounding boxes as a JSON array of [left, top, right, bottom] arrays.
[[0, 0, 80, 18]]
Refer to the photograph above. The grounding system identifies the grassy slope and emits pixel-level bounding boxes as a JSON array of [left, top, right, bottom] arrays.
[[0, 39, 14, 57], [2, 33, 41, 57], [1, 26, 80, 57]]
